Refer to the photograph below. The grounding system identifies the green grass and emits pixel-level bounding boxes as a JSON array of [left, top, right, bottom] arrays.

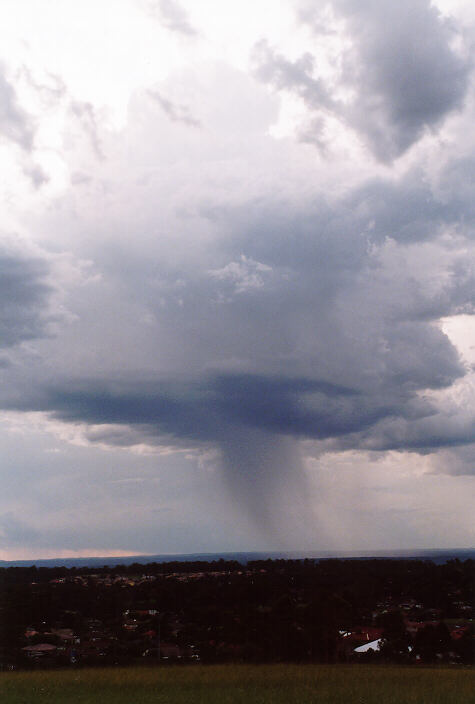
[[1, 664, 474, 704]]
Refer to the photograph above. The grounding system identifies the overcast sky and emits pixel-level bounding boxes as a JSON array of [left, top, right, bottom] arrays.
[[0, 0, 474, 560]]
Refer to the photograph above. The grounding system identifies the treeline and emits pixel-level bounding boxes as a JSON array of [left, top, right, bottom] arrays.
[[248, 557, 474, 614], [0, 559, 243, 585]]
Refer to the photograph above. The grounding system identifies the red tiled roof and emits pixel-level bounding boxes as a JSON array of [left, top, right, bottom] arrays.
[[22, 643, 57, 652]]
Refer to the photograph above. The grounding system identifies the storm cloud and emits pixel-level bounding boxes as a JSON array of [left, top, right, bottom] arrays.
[[2, 165, 472, 463], [255, 0, 471, 161], [0, 244, 56, 352], [0, 0, 473, 553]]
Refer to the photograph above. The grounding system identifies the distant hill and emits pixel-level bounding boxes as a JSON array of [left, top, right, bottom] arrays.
[[0, 547, 473, 569]]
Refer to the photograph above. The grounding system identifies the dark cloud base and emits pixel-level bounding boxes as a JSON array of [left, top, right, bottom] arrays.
[[4, 368, 472, 454]]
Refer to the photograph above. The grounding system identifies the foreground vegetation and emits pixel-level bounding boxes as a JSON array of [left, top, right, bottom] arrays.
[[1, 664, 474, 704]]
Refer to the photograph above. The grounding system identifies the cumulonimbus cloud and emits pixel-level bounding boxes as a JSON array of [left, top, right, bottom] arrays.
[[0, 12, 474, 543]]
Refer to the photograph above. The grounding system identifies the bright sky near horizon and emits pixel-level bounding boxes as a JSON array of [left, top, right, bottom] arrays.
[[0, 0, 473, 560]]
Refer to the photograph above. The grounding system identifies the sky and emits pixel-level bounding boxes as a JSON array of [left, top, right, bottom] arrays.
[[0, 0, 474, 560]]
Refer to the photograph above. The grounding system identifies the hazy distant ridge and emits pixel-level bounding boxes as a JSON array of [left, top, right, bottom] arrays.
[[1, 548, 473, 569]]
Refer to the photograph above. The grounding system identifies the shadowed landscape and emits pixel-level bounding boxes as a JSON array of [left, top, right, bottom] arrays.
[[1, 558, 472, 670]]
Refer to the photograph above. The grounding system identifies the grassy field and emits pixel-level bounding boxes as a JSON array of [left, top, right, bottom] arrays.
[[0, 663, 473, 704]]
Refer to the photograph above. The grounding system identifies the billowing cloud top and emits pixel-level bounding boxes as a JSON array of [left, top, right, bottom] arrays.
[[0, 0, 473, 557]]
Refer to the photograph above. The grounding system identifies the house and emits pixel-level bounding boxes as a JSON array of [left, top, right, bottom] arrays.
[[51, 628, 75, 643], [340, 627, 383, 644], [142, 643, 184, 659], [405, 620, 440, 636], [354, 639, 383, 654], [22, 643, 57, 659], [24, 628, 38, 638]]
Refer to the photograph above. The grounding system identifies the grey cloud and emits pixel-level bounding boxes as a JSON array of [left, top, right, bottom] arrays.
[[70, 171, 92, 186], [148, 0, 197, 36], [0, 66, 35, 150], [256, 0, 472, 161], [0, 246, 55, 350], [19, 66, 67, 104], [333, 0, 471, 160], [70, 101, 104, 159], [298, 116, 330, 153], [0, 513, 40, 548], [148, 90, 201, 127], [3, 65, 473, 534], [6, 161, 470, 458], [0, 375, 357, 442], [433, 444, 475, 475], [336, 410, 475, 455], [252, 41, 335, 112], [3, 349, 468, 455], [0, 371, 409, 539], [23, 163, 50, 189]]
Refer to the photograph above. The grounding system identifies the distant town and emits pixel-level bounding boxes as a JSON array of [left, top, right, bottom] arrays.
[[0, 557, 472, 669]]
